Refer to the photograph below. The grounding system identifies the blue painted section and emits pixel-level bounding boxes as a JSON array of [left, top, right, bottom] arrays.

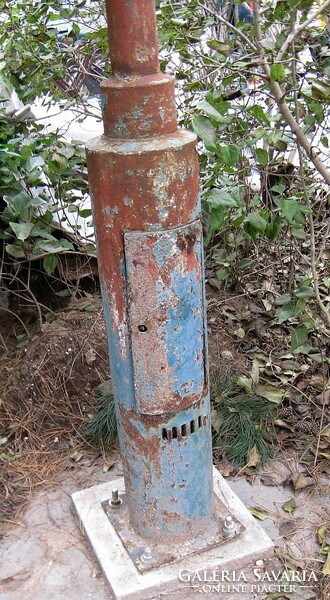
[[152, 233, 177, 269], [100, 221, 213, 540], [121, 396, 214, 539], [132, 107, 143, 119], [155, 228, 205, 398], [124, 222, 205, 414], [101, 282, 136, 411], [104, 205, 119, 216], [159, 416, 213, 521], [165, 269, 204, 398]]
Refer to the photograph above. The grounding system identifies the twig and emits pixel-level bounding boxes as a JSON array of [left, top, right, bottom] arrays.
[[6, 275, 44, 331], [252, 0, 330, 187], [198, 2, 258, 53], [0, 331, 9, 353], [289, 33, 330, 328], [276, 0, 330, 62], [316, 219, 330, 265], [0, 306, 30, 339], [313, 345, 328, 466]]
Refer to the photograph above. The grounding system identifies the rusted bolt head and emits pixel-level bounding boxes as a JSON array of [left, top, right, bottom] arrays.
[[223, 515, 236, 534], [141, 546, 153, 563], [109, 488, 123, 508]]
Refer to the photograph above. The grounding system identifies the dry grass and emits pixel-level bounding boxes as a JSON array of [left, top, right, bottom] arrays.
[[0, 298, 109, 528]]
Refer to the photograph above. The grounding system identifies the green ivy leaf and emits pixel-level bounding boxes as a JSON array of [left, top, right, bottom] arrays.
[[265, 216, 281, 241], [255, 148, 269, 167], [43, 254, 58, 275], [206, 39, 234, 56], [277, 301, 295, 323], [79, 208, 93, 218], [32, 240, 67, 254], [198, 100, 232, 123], [291, 226, 306, 240], [5, 243, 26, 258], [210, 207, 225, 229], [26, 156, 45, 172], [270, 63, 286, 82], [295, 287, 315, 298], [279, 198, 299, 222], [291, 326, 309, 352], [9, 221, 34, 241], [208, 188, 240, 208], [311, 79, 330, 102], [217, 144, 240, 166], [275, 294, 292, 306], [30, 226, 57, 240], [192, 115, 216, 149], [246, 212, 268, 233], [247, 105, 270, 125]]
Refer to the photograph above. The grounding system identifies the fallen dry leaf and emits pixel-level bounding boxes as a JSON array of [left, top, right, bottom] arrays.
[[247, 445, 261, 467], [69, 449, 84, 463], [322, 552, 330, 575], [292, 473, 315, 491], [282, 498, 297, 515], [249, 506, 269, 520], [317, 523, 328, 546], [103, 460, 116, 473], [85, 348, 96, 366]]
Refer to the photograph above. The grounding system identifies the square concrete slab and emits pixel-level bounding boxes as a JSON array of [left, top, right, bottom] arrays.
[[72, 467, 274, 600]]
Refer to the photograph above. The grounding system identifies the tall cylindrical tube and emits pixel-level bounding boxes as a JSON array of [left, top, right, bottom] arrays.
[[87, 0, 215, 542], [105, 0, 160, 75]]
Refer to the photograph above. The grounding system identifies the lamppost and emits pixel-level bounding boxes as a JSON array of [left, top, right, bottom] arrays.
[[72, 2, 273, 596]]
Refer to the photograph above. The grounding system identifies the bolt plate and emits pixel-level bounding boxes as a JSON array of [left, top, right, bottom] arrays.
[[102, 493, 245, 573]]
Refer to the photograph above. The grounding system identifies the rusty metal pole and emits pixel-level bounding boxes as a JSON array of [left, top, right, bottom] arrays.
[[86, 0, 216, 549]]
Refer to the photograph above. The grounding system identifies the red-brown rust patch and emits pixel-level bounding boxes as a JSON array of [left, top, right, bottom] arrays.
[[161, 510, 181, 523], [119, 406, 162, 474], [176, 232, 197, 255], [105, 0, 160, 76], [102, 74, 177, 138]]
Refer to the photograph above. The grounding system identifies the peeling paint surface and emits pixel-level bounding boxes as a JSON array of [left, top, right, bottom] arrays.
[[105, 0, 159, 76], [101, 73, 177, 138], [86, 124, 214, 539], [124, 221, 205, 415], [115, 396, 214, 541]]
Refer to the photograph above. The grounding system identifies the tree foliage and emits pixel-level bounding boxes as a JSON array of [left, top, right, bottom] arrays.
[[0, 0, 329, 350], [156, 0, 330, 348], [0, 1, 105, 306]]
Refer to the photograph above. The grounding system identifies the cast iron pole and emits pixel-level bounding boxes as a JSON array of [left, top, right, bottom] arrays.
[[86, 0, 215, 542]]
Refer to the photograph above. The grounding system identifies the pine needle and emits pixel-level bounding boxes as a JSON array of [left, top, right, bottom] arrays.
[[82, 381, 117, 448], [211, 375, 275, 467]]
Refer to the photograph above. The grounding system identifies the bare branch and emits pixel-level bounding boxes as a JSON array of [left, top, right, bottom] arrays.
[[276, 0, 330, 62], [198, 2, 258, 52], [252, 0, 330, 186]]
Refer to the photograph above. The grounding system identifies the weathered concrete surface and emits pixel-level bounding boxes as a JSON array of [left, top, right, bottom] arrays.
[[1, 455, 325, 600], [0, 457, 121, 600], [72, 467, 274, 600]]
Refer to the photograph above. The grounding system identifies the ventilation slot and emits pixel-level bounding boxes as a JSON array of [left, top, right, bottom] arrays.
[[162, 415, 208, 442]]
